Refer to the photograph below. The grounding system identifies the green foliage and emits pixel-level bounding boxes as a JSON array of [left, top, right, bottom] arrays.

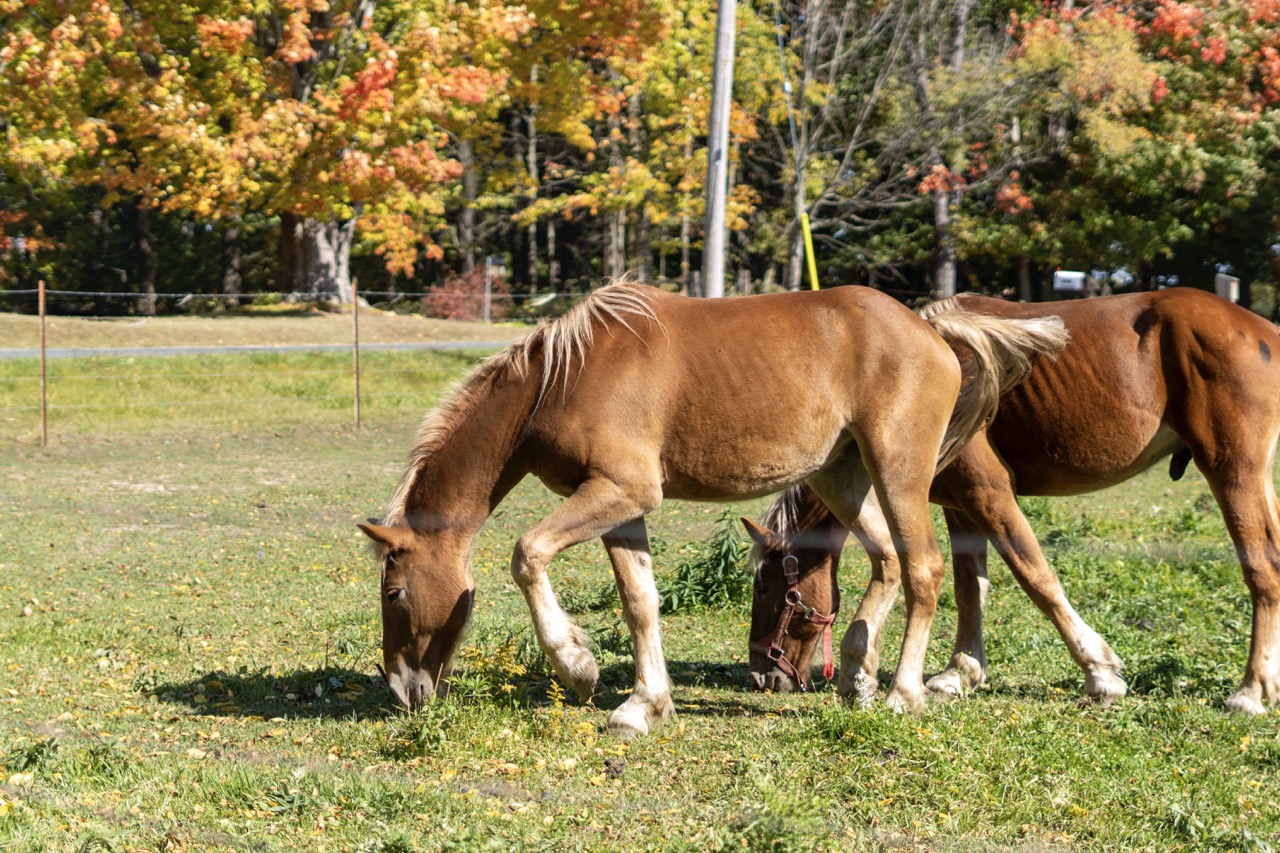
[[657, 510, 752, 614]]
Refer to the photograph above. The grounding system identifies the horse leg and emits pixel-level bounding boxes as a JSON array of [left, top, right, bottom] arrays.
[[925, 509, 990, 697], [510, 477, 661, 713], [819, 445, 947, 713], [829, 478, 900, 706], [1204, 465, 1280, 714], [941, 443, 1125, 702], [601, 519, 674, 737]]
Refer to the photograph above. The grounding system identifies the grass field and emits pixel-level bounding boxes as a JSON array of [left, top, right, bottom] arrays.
[[2, 342, 1280, 851]]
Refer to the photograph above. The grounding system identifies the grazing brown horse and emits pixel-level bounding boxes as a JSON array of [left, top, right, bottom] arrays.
[[746, 289, 1280, 715], [359, 283, 1066, 736]]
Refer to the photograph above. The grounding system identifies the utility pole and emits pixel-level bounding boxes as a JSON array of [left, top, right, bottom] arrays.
[[701, 0, 736, 299]]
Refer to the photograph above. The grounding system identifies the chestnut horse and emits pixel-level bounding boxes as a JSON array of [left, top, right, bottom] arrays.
[[359, 283, 1066, 736], [746, 289, 1280, 715]]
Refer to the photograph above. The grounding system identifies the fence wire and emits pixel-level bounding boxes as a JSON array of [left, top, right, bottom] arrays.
[[0, 287, 543, 440]]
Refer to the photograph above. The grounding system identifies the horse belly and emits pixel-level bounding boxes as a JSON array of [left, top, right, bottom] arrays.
[[658, 420, 848, 501], [1001, 422, 1182, 496]]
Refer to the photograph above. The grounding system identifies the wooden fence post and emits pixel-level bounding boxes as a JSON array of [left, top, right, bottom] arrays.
[[38, 279, 47, 448], [352, 278, 361, 430]]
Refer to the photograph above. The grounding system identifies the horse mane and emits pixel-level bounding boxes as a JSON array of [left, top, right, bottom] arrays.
[[749, 486, 806, 573], [919, 296, 1068, 471], [382, 281, 663, 525]]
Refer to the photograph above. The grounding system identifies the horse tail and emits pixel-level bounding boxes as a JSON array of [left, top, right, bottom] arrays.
[[921, 299, 1069, 471]]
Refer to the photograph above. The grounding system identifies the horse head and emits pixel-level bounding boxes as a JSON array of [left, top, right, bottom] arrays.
[[358, 520, 474, 709], [743, 516, 842, 694]]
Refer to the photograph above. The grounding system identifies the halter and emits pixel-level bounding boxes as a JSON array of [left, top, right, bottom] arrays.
[[749, 552, 838, 692]]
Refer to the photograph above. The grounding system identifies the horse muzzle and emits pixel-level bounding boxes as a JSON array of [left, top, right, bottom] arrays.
[[750, 662, 800, 693], [385, 667, 446, 709]]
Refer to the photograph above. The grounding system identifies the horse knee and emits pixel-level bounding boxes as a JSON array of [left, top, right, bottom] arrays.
[[510, 536, 553, 587]]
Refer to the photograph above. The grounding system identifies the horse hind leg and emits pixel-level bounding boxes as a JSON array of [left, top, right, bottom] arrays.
[[1208, 467, 1280, 715], [925, 508, 990, 698]]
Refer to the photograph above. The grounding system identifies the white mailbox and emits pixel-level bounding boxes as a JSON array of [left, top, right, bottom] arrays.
[[1215, 273, 1239, 303], [1053, 270, 1086, 292]]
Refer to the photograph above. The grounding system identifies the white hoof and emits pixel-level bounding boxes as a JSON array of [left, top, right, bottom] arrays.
[[551, 626, 599, 701], [1225, 690, 1267, 716], [1083, 669, 1127, 706], [926, 669, 966, 698], [838, 670, 878, 707], [885, 684, 926, 714], [606, 693, 673, 739]]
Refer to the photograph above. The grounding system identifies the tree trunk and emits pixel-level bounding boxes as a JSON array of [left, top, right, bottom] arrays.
[[547, 218, 559, 292], [633, 207, 650, 282], [933, 190, 957, 298], [221, 220, 243, 308], [604, 104, 626, 281], [135, 204, 156, 316], [459, 139, 478, 274], [605, 211, 626, 280], [279, 212, 304, 293], [279, 215, 355, 303], [658, 223, 668, 281], [787, 224, 805, 292], [680, 212, 690, 294], [526, 71, 539, 295], [1017, 255, 1032, 302]]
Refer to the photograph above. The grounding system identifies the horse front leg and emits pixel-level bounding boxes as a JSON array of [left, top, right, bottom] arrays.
[[925, 508, 990, 697], [510, 477, 660, 712], [602, 518, 674, 738], [816, 462, 947, 712], [840, 500, 902, 706]]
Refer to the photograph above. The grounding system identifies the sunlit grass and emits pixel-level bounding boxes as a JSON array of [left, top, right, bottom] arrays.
[[1, 352, 1278, 850], [0, 348, 496, 440]]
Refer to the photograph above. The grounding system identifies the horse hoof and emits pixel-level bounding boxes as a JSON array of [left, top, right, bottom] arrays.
[[753, 669, 797, 693], [837, 671, 877, 706], [558, 632, 600, 702], [884, 686, 926, 714], [1224, 691, 1267, 716], [607, 694, 673, 739], [1084, 670, 1127, 705], [925, 670, 965, 698]]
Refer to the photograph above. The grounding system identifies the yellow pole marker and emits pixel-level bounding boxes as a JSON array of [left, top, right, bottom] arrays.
[[801, 212, 819, 290]]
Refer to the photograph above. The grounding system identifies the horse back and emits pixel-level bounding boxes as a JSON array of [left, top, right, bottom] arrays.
[[522, 286, 959, 500], [951, 289, 1280, 494]]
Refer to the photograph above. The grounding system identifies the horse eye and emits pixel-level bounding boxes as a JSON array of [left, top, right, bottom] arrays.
[[385, 587, 405, 603]]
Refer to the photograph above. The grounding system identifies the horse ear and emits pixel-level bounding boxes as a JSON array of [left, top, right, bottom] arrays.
[[740, 517, 780, 548], [358, 521, 411, 551]]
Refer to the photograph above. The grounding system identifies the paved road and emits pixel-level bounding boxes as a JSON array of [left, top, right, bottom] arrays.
[[0, 341, 511, 360]]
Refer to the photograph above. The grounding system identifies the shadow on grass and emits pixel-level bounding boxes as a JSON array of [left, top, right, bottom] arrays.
[[157, 657, 797, 723], [154, 664, 392, 721]]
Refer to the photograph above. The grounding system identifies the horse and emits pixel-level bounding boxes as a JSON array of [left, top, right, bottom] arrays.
[[744, 288, 1280, 716], [357, 282, 1067, 736]]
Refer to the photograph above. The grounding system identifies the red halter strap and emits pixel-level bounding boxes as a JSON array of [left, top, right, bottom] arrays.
[[749, 553, 838, 692]]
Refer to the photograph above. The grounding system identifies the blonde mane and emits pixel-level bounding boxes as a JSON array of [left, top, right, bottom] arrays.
[[382, 282, 663, 525]]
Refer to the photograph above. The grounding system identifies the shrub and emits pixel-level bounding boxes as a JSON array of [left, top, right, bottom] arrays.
[[421, 268, 510, 321]]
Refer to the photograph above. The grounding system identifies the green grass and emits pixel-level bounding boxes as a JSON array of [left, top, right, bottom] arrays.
[[2, 349, 1279, 850], [0, 349, 494, 440]]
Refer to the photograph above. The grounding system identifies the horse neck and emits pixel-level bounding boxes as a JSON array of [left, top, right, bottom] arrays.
[[395, 367, 538, 535]]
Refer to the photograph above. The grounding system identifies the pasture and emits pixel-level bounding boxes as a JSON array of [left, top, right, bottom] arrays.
[[2, 345, 1279, 851]]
